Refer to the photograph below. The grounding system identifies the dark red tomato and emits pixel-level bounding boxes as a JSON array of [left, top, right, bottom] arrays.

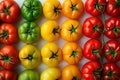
[[0, 70, 17, 80], [104, 40, 120, 63], [83, 39, 103, 61], [83, 17, 104, 38], [0, 0, 20, 23], [103, 63, 120, 80], [105, 17, 120, 39], [82, 61, 102, 80], [0, 23, 18, 45], [106, 0, 120, 17], [0, 45, 19, 70], [85, 0, 106, 16]]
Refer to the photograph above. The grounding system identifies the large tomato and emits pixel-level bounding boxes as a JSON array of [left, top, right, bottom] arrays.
[[0, 45, 19, 70], [106, 0, 120, 17], [103, 40, 120, 62], [62, 0, 84, 19], [82, 61, 102, 80], [0, 0, 20, 23], [83, 39, 103, 61], [85, 0, 106, 16], [83, 17, 104, 38]]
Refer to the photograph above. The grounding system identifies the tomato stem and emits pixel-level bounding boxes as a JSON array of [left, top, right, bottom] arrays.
[[70, 50, 78, 57], [72, 76, 78, 80], [0, 31, 8, 39], [49, 50, 58, 59], [116, 0, 120, 7]]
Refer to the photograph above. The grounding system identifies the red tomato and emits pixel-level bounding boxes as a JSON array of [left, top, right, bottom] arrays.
[[0, 45, 19, 70], [82, 61, 102, 80], [83, 39, 103, 61], [0, 70, 17, 80], [103, 63, 120, 80], [105, 17, 120, 39], [106, 0, 120, 17], [85, 0, 106, 16], [83, 17, 104, 38], [0, 23, 18, 45], [0, 0, 20, 23], [103, 40, 120, 62]]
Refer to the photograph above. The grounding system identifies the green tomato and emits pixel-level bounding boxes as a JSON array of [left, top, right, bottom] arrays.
[[18, 69, 39, 80], [21, 0, 42, 21], [18, 21, 40, 43]]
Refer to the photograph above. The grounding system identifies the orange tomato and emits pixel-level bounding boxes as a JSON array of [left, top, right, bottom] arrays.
[[62, 0, 84, 19], [62, 42, 82, 64], [61, 19, 82, 42], [62, 65, 81, 80]]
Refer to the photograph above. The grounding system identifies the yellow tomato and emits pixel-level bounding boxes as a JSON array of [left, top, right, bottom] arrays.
[[40, 67, 61, 80], [41, 42, 62, 67], [43, 0, 62, 19], [19, 45, 41, 69], [41, 20, 60, 42], [61, 20, 82, 41]]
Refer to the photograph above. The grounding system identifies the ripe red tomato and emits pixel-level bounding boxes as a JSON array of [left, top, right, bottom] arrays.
[[82, 61, 102, 80], [83, 39, 103, 61], [106, 0, 120, 17], [0, 45, 19, 70], [105, 17, 120, 39], [85, 0, 106, 16], [103, 40, 120, 63], [83, 17, 104, 38]]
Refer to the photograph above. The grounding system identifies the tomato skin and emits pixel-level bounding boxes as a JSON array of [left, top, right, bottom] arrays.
[[82, 61, 102, 80], [103, 63, 120, 80], [0, 70, 17, 80], [0, 0, 20, 23], [83, 39, 103, 61], [83, 17, 104, 38], [0, 23, 18, 45], [105, 17, 120, 39], [106, 0, 120, 17], [0, 45, 19, 70], [103, 40, 120, 62], [85, 0, 106, 16]]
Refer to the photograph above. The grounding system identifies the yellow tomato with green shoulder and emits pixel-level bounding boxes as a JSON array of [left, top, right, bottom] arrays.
[[41, 42, 62, 67]]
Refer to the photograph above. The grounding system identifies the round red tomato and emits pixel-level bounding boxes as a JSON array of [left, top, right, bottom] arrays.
[[104, 40, 120, 62], [0, 0, 20, 23], [105, 17, 120, 39], [83, 17, 104, 38], [85, 0, 106, 16], [82, 61, 102, 80], [106, 0, 120, 17], [0, 45, 19, 70], [83, 39, 103, 61]]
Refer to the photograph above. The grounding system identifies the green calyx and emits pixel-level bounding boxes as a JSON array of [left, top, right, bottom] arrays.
[[1, 55, 13, 63], [72, 76, 78, 80], [70, 50, 78, 57], [49, 50, 58, 59], [116, 0, 120, 7], [71, 4, 78, 11], [4, 8, 10, 15], [69, 25, 77, 34], [54, 7, 61, 14], [93, 25, 100, 32], [92, 48, 101, 58], [105, 49, 118, 58], [53, 28, 60, 35], [93, 70, 101, 77], [112, 27, 120, 36], [23, 51, 35, 61], [106, 71, 114, 79], [26, 27, 33, 35], [0, 31, 8, 39]]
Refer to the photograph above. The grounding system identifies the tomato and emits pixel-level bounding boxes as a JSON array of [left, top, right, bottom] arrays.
[[18, 21, 40, 43], [82, 61, 102, 80], [0, 45, 19, 70], [43, 0, 62, 20], [0, 23, 18, 45], [41, 42, 62, 67], [83, 39, 103, 61], [18, 69, 39, 80], [103, 63, 120, 80], [21, 0, 42, 21], [61, 20, 82, 41], [40, 67, 61, 80], [105, 17, 120, 39], [62, 65, 81, 80], [103, 40, 120, 63], [106, 0, 120, 17], [83, 17, 104, 38], [85, 0, 106, 16], [62, 42, 82, 64], [0, 70, 17, 80], [41, 20, 60, 42], [62, 0, 84, 19], [19, 45, 41, 69], [0, 0, 20, 23]]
